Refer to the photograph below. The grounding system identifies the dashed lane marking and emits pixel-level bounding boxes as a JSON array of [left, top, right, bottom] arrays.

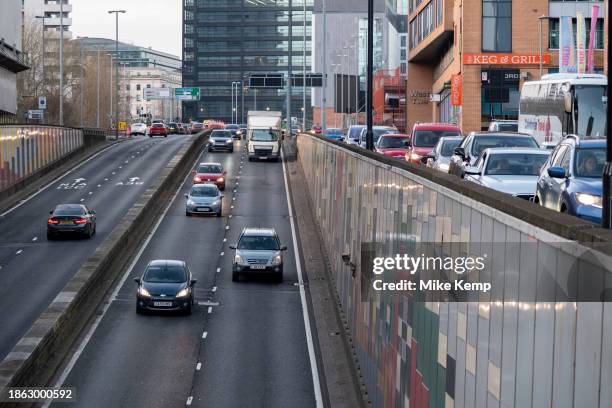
[[16, 250, 22, 255], [186, 396, 193, 406], [32, 237, 37, 242], [196, 363, 202, 371], [212, 286, 217, 292], [208, 306, 212, 314], [202, 331, 208, 339]]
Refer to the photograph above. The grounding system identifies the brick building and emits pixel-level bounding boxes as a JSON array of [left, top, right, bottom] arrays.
[[406, 0, 607, 133]]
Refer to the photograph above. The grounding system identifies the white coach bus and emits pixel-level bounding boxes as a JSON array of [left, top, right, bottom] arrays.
[[518, 73, 607, 145]]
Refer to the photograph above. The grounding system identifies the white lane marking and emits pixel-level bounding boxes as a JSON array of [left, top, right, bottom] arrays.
[[47, 145, 202, 400], [0, 143, 119, 217], [186, 396, 193, 406], [281, 148, 324, 408], [216, 267, 221, 273], [118, 166, 122, 169], [223, 238, 227, 242], [232, 197, 236, 201], [207, 306, 212, 314], [225, 226, 230, 230], [32, 237, 37, 242], [220, 252, 224, 256], [212, 286, 217, 292], [196, 362, 202, 371], [88, 192, 93, 195], [112, 172, 116, 175], [124, 160, 129, 164], [228, 215, 232, 219], [104, 178, 108, 181], [16, 250, 22, 255], [202, 331, 208, 339], [80, 199, 85, 202], [230, 206, 234, 209]]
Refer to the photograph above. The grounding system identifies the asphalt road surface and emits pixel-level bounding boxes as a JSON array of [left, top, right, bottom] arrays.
[[0, 135, 192, 361], [51, 140, 317, 408]]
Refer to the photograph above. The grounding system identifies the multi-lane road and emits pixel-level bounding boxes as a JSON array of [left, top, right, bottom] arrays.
[[47, 139, 318, 407], [0, 136, 192, 361]]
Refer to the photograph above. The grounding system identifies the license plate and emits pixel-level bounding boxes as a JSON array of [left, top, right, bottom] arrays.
[[60, 220, 73, 225], [153, 301, 172, 307], [250, 265, 266, 270], [259, 156, 268, 160], [197, 207, 210, 212]]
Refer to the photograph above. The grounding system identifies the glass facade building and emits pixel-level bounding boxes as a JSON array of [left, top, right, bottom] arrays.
[[182, 0, 313, 123]]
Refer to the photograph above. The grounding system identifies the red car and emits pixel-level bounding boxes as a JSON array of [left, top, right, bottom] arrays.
[[405, 123, 462, 164], [192, 162, 226, 190], [375, 134, 410, 159], [310, 125, 322, 135], [149, 123, 168, 137]]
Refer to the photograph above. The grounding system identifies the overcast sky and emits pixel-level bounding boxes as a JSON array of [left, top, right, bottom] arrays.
[[71, 0, 182, 56]]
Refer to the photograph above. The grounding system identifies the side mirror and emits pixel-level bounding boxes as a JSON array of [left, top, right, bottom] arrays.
[[229, 244, 237, 249], [404, 139, 411, 147], [564, 92, 572, 114], [133, 277, 141, 284], [190, 279, 197, 286], [49, 210, 54, 215], [280, 245, 288, 251], [90, 210, 96, 215], [464, 166, 481, 176], [420, 153, 434, 164], [547, 166, 567, 179], [454, 147, 466, 159]]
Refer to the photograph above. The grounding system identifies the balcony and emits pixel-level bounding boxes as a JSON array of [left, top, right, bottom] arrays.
[[44, 17, 73, 27], [44, 3, 73, 13]]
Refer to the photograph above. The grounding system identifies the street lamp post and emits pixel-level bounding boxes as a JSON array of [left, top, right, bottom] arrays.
[[603, 1, 612, 228], [80, 47, 84, 127], [302, 1, 307, 130], [108, 10, 126, 139], [34, 16, 46, 97], [96, 47, 100, 128], [538, 15, 550, 79], [321, 0, 327, 129], [59, 0, 64, 126], [366, 0, 374, 150]]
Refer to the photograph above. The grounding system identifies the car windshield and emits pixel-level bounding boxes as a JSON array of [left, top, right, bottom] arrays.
[[212, 131, 232, 139], [378, 137, 408, 148], [440, 139, 462, 156], [348, 127, 364, 139], [484, 153, 549, 176], [144, 264, 187, 283], [191, 186, 218, 197], [414, 130, 461, 147], [497, 123, 518, 132], [238, 235, 279, 250], [574, 85, 607, 137], [152, 124, 163, 128], [169, 123, 177, 127], [326, 129, 342, 135], [574, 148, 606, 178], [54, 206, 84, 216], [362, 129, 394, 142], [198, 165, 223, 173], [225, 125, 239, 130], [471, 136, 538, 157], [251, 129, 280, 141]]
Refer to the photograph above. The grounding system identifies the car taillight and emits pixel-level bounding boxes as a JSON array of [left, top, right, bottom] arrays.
[[74, 218, 87, 225], [217, 177, 224, 182], [48, 218, 59, 225]]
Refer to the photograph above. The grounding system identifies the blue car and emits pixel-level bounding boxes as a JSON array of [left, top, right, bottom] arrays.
[[535, 137, 605, 224], [323, 128, 344, 142]]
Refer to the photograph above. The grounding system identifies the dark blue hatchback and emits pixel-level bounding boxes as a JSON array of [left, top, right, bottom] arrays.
[[535, 137, 605, 224]]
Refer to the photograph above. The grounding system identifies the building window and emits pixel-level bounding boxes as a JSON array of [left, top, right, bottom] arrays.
[[482, 0, 512, 52], [549, 18, 604, 50], [136, 84, 141, 91]]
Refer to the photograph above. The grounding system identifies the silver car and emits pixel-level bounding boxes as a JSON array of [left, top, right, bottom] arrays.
[[358, 126, 398, 148], [425, 136, 463, 172], [464, 148, 551, 201], [230, 228, 287, 282], [185, 184, 223, 217]]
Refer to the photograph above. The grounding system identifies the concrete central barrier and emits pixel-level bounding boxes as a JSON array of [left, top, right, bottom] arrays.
[[0, 131, 210, 406], [296, 134, 612, 408]]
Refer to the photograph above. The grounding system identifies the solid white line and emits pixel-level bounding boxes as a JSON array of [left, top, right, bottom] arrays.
[[202, 331, 208, 339], [0, 143, 119, 217], [280, 148, 324, 408], [186, 396, 193, 406], [46, 146, 203, 402]]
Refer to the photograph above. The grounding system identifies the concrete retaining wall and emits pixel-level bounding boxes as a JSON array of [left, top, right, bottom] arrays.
[[296, 134, 612, 408], [0, 130, 210, 406]]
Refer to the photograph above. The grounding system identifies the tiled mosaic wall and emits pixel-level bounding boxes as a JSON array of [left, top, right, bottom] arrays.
[[0, 126, 83, 192], [296, 135, 612, 408]]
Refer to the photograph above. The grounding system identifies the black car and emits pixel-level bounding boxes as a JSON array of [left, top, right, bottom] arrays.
[[208, 130, 234, 152], [134, 260, 197, 315], [47, 204, 96, 240], [225, 124, 241, 139]]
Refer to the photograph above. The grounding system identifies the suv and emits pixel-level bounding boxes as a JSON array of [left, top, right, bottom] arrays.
[[535, 136, 605, 224], [405, 123, 462, 164], [230, 228, 288, 282], [448, 132, 538, 177], [488, 120, 518, 132], [208, 130, 234, 152]]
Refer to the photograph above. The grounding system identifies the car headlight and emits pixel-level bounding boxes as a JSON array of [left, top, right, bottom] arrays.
[[235, 255, 244, 264], [237, 130, 242, 135], [176, 288, 190, 298], [187, 199, 195, 206], [439, 163, 450, 172], [212, 199, 221, 206], [410, 152, 421, 161], [576, 193, 602, 208], [138, 287, 151, 297], [271, 255, 282, 265], [226, 139, 232, 143]]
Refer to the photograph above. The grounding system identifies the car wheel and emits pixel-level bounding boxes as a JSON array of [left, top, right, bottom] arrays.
[[230, 148, 234, 153], [232, 271, 239, 282], [47, 232, 54, 240], [216, 210, 222, 217], [186, 211, 192, 217], [149, 135, 152, 138], [164, 135, 168, 138], [184, 302, 192, 316], [248, 157, 253, 162], [136, 304, 145, 315]]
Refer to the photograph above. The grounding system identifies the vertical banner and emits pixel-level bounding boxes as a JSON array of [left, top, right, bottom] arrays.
[[576, 12, 587, 74], [559, 17, 572, 73], [451, 74, 462, 106], [587, 5, 599, 73]]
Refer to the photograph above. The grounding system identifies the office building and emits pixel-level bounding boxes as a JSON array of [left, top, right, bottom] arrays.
[[406, 0, 606, 132], [1, 0, 29, 122], [22, 0, 73, 40], [182, 0, 313, 124]]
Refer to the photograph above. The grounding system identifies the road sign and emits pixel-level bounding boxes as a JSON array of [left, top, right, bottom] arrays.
[[144, 87, 173, 100], [38, 96, 47, 109], [28, 110, 44, 120], [248, 74, 284, 88], [174, 87, 201, 101], [291, 73, 324, 87]]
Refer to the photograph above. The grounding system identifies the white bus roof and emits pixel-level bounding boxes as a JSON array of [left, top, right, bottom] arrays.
[[535, 73, 607, 85]]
